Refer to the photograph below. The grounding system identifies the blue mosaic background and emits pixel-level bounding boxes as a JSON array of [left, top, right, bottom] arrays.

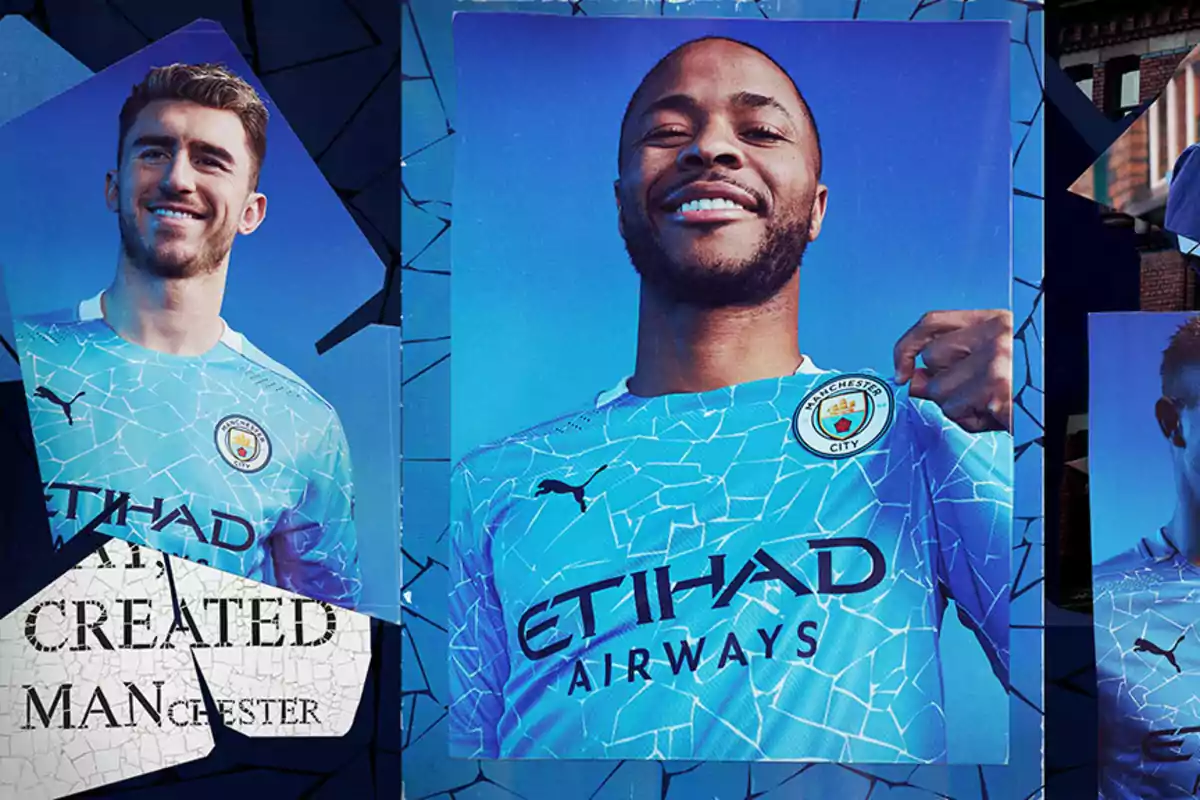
[[0, 0, 1056, 796], [401, 0, 1045, 797]]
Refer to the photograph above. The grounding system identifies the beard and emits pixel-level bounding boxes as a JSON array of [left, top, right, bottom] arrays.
[[118, 200, 234, 280], [620, 201, 811, 310]]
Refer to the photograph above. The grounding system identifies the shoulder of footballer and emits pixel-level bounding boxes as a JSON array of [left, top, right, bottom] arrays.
[[455, 404, 600, 482], [235, 333, 340, 416], [12, 309, 91, 350]]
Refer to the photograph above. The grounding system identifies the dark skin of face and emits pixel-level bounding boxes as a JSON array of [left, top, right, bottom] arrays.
[[611, 39, 1012, 435], [615, 39, 827, 307]]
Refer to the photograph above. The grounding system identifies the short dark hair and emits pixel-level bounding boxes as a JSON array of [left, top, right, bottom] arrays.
[[1162, 315, 1200, 405], [118, 63, 269, 188], [617, 36, 823, 179]]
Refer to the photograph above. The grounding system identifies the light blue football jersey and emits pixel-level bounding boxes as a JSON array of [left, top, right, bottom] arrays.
[[15, 292, 361, 608], [449, 364, 1012, 762], [1094, 531, 1200, 799]]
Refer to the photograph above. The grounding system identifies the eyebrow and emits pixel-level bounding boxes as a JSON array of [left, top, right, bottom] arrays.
[[730, 91, 795, 123], [638, 91, 796, 124], [130, 134, 236, 166]]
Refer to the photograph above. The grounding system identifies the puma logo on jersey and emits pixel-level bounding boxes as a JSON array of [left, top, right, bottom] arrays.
[[34, 386, 86, 425], [1135, 633, 1187, 674], [534, 464, 607, 514]]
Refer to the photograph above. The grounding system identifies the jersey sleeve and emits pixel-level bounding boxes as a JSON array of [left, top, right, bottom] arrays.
[[448, 459, 509, 758], [269, 413, 363, 609], [910, 398, 1013, 688]]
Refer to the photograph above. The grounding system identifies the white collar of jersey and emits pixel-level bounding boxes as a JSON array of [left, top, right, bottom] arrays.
[[594, 356, 826, 409], [79, 291, 245, 354]]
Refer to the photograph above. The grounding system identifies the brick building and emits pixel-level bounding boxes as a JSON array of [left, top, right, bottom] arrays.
[[1059, 1, 1200, 311], [1051, 2, 1200, 609]]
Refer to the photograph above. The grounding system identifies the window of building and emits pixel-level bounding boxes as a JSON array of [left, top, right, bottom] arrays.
[[1104, 56, 1142, 118], [1119, 69, 1141, 113], [1065, 64, 1094, 102], [1150, 59, 1200, 189]]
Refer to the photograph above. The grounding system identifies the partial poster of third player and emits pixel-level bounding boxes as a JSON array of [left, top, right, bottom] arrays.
[[449, 14, 1014, 764], [1090, 311, 1200, 798]]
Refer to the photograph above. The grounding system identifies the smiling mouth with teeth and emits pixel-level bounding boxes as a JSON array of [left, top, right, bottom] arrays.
[[151, 207, 203, 220], [675, 197, 751, 213]]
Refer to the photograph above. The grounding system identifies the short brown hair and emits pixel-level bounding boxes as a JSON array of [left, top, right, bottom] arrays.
[[1162, 314, 1200, 406], [117, 63, 269, 187]]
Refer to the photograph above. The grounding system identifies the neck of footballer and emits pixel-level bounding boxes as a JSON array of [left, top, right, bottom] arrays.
[[103, 264, 228, 356], [1167, 490, 1200, 566], [627, 278, 802, 397]]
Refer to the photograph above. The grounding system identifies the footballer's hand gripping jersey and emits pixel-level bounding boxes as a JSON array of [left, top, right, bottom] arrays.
[[450, 369, 1012, 762], [16, 298, 361, 609]]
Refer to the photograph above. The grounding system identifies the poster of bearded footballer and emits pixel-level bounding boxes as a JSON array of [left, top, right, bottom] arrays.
[[449, 15, 1014, 764], [0, 22, 402, 622], [1089, 313, 1200, 799]]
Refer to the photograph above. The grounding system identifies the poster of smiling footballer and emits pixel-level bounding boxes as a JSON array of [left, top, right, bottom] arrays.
[[0, 20, 402, 624], [447, 14, 1014, 764]]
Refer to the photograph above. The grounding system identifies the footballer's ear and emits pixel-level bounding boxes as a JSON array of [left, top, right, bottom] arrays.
[[104, 171, 119, 213], [614, 180, 624, 238], [807, 184, 829, 242], [238, 192, 268, 235], [1157, 397, 1185, 447]]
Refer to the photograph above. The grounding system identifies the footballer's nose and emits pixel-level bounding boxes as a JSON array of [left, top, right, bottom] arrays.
[[159, 153, 198, 194], [678, 119, 746, 172]]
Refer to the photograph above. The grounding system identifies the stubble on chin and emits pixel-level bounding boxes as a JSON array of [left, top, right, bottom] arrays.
[[118, 211, 231, 280], [619, 203, 811, 309]]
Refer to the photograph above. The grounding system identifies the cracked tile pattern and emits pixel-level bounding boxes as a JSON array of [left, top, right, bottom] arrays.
[[449, 374, 1012, 763], [0, 540, 371, 798], [172, 552, 372, 740], [0, 543, 213, 799]]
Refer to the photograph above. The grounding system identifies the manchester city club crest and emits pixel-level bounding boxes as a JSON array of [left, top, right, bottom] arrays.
[[214, 415, 272, 473], [792, 374, 895, 458]]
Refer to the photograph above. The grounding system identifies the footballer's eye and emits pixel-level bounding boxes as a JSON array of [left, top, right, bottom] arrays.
[[644, 126, 690, 143], [140, 149, 169, 161], [743, 126, 786, 142]]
